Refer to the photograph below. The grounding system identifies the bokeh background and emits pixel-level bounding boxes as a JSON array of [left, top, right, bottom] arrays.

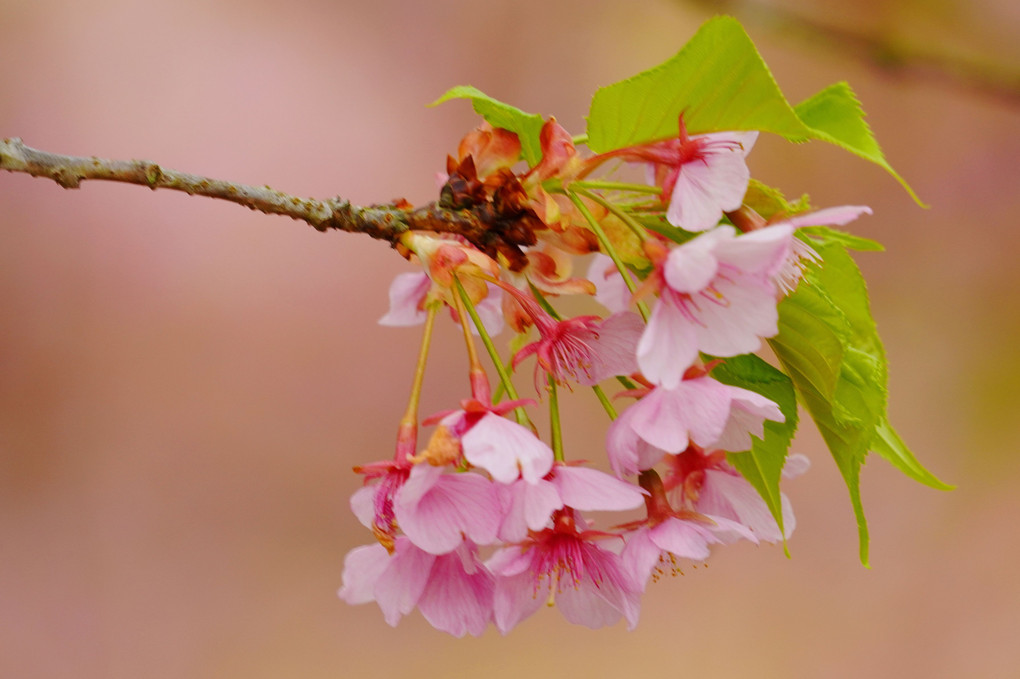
[[2, 0, 1018, 677]]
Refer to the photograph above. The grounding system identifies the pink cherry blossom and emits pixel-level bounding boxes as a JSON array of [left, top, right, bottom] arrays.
[[512, 309, 643, 389], [459, 411, 555, 484], [338, 537, 494, 637], [664, 445, 810, 543], [392, 463, 502, 554], [497, 464, 647, 541], [488, 509, 641, 632], [588, 253, 633, 314], [598, 116, 756, 232], [770, 205, 873, 294], [637, 223, 793, 384], [618, 470, 755, 589], [606, 373, 784, 476], [378, 270, 505, 336]]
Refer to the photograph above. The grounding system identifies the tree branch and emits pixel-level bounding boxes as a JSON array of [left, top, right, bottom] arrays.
[[0, 137, 521, 255]]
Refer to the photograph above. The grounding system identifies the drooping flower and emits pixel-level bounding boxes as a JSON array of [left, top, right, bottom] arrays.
[[338, 537, 494, 637], [769, 205, 873, 294], [619, 470, 755, 589], [636, 223, 793, 384], [350, 457, 502, 555], [606, 370, 784, 476], [497, 463, 647, 542], [488, 509, 641, 632], [378, 270, 505, 336], [501, 281, 642, 389], [430, 398, 555, 485], [597, 116, 756, 232], [663, 445, 810, 543], [588, 253, 634, 314], [391, 463, 502, 554]]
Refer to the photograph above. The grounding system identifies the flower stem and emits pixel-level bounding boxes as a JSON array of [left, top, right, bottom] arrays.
[[395, 302, 439, 461], [572, 179, 661, 195], [547, 375, 564, 463], [453, 276, 532, 428], [591, 384, 617, 420], [564, 189, 650, 323]]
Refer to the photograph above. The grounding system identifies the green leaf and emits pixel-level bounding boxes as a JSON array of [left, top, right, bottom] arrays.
[[872, 418, 954, 490], [800, 225, 885, 252], [743, 179, 811, 221], [711, 354, 799, 554], [770, 243, 887, 566], [430, 85, 545, 167], [794, 83, 926, 207], [585, 16, 922, 205]]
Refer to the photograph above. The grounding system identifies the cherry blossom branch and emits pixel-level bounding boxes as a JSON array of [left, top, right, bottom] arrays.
[[0, 137, 530, 257]]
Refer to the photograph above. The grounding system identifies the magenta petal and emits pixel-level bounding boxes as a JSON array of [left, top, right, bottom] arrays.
[[337, 543, 389, 605], [552, 466, 646, 511], [462, 413, 554, 484]]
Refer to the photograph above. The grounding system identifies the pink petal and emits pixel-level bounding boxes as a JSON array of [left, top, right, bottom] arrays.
[[576, 311, 643, 386], [349, 485, 377, 530], [782, 205, 872, 229], [394, 465, 501, 554], [690, 275, 779, 357], [782, 453, 811, 479], [461, 413, 554, 484], [497, 479, 562, 542], [552, 466, 646, 511], [712, 385, 784, 451], [472, 283, 505, 336], [490, 555, 546, 633], [712, 223, 793, 278], [648, 517, 716, 561], [699, 469, 783, 543], [636, 294, 700, 389], [662, 231, 723, 293], [667, 145, 751, 231], [628, 379, 732, 453], [378, 272, 431, 326], [621, 527, 664, 590], [373, 537, 434, 626], [588, 254, 633, 314], [417, 547, 494, 638], [337, 543, 389, 605], [555, 580, 631, 630]]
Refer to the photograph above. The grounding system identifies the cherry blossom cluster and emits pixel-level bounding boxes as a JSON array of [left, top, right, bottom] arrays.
[[338, 116, 870, 635]]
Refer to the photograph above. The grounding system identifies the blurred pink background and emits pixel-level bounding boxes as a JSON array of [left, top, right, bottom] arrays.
[[2, 1, 1018, 677]]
